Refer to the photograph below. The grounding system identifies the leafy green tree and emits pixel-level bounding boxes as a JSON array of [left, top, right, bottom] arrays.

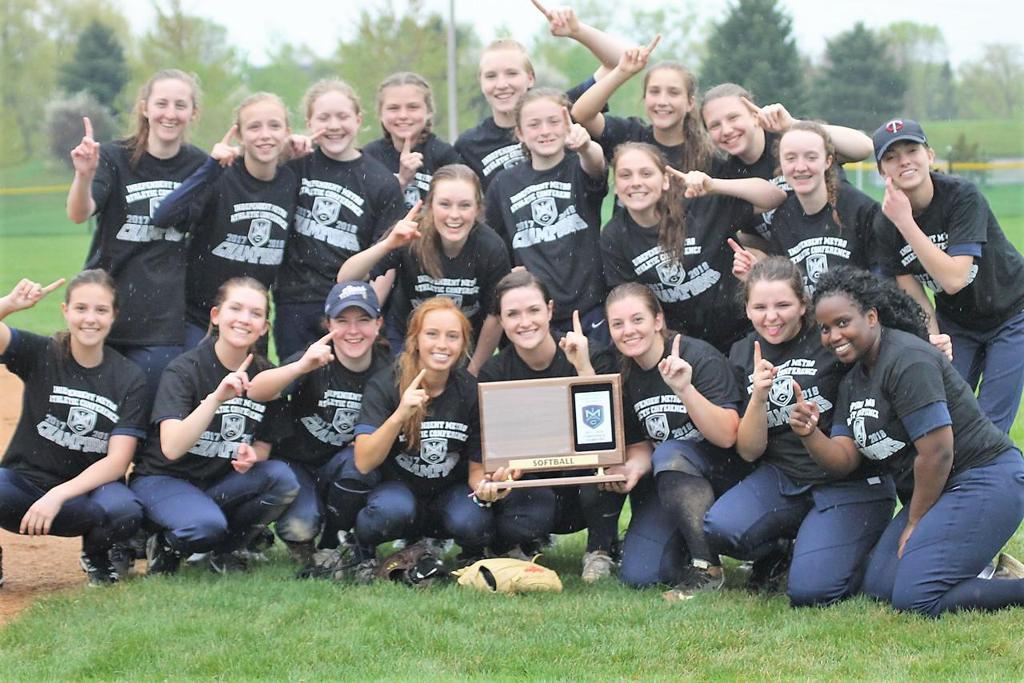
[[957, 44, 1023, 119], [810, 23, 904, 132], [699, 0, 804, 112], [58, 20, 129, 114], [880, 22, 955, 120], [0, 0, 57, 162]]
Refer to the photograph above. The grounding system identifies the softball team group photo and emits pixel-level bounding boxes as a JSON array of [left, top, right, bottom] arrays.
[[2, 1, 1023, 623]]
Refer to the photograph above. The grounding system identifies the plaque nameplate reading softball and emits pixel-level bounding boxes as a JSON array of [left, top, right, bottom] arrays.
[[478, 374, 626, 489]]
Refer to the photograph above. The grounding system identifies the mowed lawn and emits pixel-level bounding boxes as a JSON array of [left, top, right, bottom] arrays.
[[1, 175, 1023, 680]]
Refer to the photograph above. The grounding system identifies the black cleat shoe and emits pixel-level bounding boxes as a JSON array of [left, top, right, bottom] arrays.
[[80, 550, 120, 587], [145, 533, 181, 576], [109, 544, 134, 577], [209, 550, 248, 574], [747, 539, 793, 594]]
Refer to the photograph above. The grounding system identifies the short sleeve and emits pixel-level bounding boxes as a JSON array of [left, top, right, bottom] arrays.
[[689, 342, 742, 409], [356, 370, 398, 435], [885, 357, 948, 420], [945, 183, 989, 247], [91, 145, 119, 214], [151, 363, 200, 425], [0, 329, 50, 379], [111, 366, 148, 438]]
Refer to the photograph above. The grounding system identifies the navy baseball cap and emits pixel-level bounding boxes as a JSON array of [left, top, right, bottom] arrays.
[[872, 119, 928, 161], [325, 281, 381, 318]]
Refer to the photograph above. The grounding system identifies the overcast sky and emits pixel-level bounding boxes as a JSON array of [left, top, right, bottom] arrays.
[[121, 0, 1018, 68]]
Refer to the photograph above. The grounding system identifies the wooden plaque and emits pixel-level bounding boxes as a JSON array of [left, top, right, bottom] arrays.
[[478, 374, 626, 488]]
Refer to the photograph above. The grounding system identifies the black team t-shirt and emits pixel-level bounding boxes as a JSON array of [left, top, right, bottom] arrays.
[[621, 334, 741, 446], [484, 153, 608, 323], [152, 157, 299, 328], [362, 134, 463, 209], [832, 328, 1014, 478], [356, 366, 480, 498], [767, 182, 880, 296], [478, 340, 616, 383], [371, 224, 511, 339], [276, 348, 391, 467], [1, 330, 147, 490], [134, 341, 290, 488], [729, 325, 847, 485], [86, 141, 207, 346], [276, 149, 407, 305], [874, 172, 1024, 331], [597, 115, 685, 170], [600, 196, 753, 352]]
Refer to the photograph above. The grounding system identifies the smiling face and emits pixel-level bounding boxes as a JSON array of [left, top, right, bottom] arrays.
[[498, 285, 553, 352], [779, 129, 831, 199], [815, 293, 879, 364], [328, 307, 382, 361], [613, 147, 669, 223], [211, 285, 269, 349], [238, 99, 289, 165], [379, 83, 430, 145], [479, 47, 535, 118], [430, 178, 479, 249], [878, 140, 935, 193], [308, 90, 363, 161], [516, 97, 568, 163], [607, 294, 664, 366], [746, 279, 806, 344], [143, 77, 196, 148], [643, 67, 693, 133], [61, 283, 115, 350], [416, 308, 465, 372], [702, 95, 760, 160]]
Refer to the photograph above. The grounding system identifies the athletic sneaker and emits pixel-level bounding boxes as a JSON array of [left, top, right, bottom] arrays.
[[747, 539, 793, 594], [80, 550, 120, 587], [145, 533, 181, 576], [108, 544, 134, 577], [662, 562, 725, 602], [296, 545, 358, 580], [285, 540, 316, 566], [351, 557, 379, 585], [209, 551, 248, 574], [581, 550, 615, 583], [995, 552, 1024, 579]]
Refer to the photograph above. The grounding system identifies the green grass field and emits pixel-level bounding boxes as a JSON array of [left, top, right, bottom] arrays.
[[1, 166, 1024, 679], [919, 118, 1024, 159]]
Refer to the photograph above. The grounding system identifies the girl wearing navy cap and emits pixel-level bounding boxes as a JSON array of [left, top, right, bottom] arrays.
[[872, 118, 1024, 432], [246, 281, 390, 572]]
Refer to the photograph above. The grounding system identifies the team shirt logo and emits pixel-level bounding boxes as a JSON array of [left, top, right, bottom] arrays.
[[420, 438, 448, 464], [220, 414, 246, 441], [645, 413, 670, 441], [531, 197, 558, 227], [805, 253, 828, 283], [845, 398, 906, 460], [394, 419, 469, 479], [312, 196, 341, 225], [148, 196, 163, 218], [247, 218, 271, 247], [768, 376, 794, 407], [117, 181, 185, 243], [66, 407, 97, 436], [852, 415, 868, 448], [403, 184, 421, 208], [629, 242, 720, 303], [331, 408, 357, 435], [655, 260, 686, 286]]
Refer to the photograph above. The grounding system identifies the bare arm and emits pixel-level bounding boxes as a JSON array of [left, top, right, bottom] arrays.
[[354, 369, 428, 474], [894, 274, 940, 336], [67, 117, 99, 223]]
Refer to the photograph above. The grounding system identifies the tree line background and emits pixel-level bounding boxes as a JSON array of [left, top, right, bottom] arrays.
[[2, 0, 1021, 171]]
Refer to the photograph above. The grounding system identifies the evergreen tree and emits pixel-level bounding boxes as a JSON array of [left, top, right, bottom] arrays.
[[699, 0, 804, 112], [58, 20, 128, 113], [810, 23, 905, 132]]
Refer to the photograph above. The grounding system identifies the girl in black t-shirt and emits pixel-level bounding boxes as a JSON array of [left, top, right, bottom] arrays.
[[66, 69, 207, 402], [338, 164, 510, 372], [484, 88, 609, 340], [150, 92, 298, 349], [872, 118, 1024, 433], [571, 41, 715, 173], [600, 142, 787, 351], [246, 281, 390, 572], [731, 122, 879, 294], [790, 267, 1024, 617], [706, 258, 896, 606], [131, 277, 299, 575], [474, 270, 624, 581], [604, 283, 751, 596], [362, 72, 462, 209], [0, 270, 147, 587], [350, 298, 482, 576], [273, 79, 407, 361]]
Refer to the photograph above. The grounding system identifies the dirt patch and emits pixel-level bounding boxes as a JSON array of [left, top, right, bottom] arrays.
[[0, 367, 90, 626]]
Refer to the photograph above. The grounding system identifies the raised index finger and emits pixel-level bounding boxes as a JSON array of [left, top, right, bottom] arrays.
[[221, 125, 238, 145], [645, 34, 661, 54], [740, 96, 761, 114], [404, 199, 423, 222], [402, 135, 412, 155], [237, 353, 254, 374], [83, 116, 94, 139], [409, 367, 428, 390], [562, 106, 572, 127], [792, 379, 805, 404], [753, 340, 762, 365], [41, 277, 66, 294], [671, 333, 681, 358], [572, 309, 582, 335], [317, 330, 335, 346], [727, 237, 746, 255], [530, 0, 551, 17]]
